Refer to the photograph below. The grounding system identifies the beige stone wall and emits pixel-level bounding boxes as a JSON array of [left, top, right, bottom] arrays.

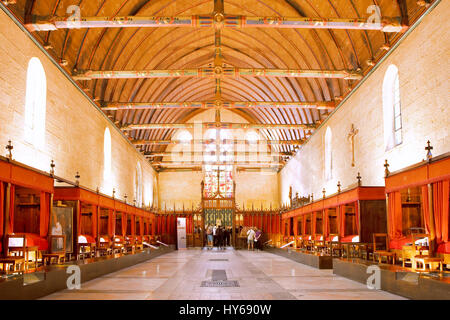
[[157, 109, 280, 209], [279, 1, 450, 204], [0, 9, 157, 206]]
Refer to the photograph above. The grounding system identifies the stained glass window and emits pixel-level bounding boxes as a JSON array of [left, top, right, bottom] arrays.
[[203, 129, 234, 198]]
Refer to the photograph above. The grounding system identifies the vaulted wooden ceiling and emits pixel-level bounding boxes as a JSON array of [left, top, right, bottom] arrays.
[[6, 0, 430, 170]]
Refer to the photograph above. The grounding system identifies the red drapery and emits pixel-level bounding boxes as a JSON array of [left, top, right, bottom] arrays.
[[324, 209, 329, 237], [421, 186, 431, 235], [388, 192, 402, 239], [339, 205, 345, 237], [39, 192, 50, 237], [312, 212, 317, 235], [108, 210, 114, 236], [8, 185, 14, 233], [131, 215, 135, 236], [140, 217, 144, 236], [0, 183, 4, 241], [91, 205, 98, 239], [433, 180, 449, 243], [121, 213, 127, 237], [76, 201, 81, 237]]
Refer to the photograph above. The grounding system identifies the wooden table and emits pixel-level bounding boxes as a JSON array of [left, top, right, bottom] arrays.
[[9, 246, 39, 270], [341, 242, 372, 259], [0, 257, 25, 274]]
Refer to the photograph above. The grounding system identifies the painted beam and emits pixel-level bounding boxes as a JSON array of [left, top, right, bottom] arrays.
[[25, 15, 405, 33], [102, 101, 335, 110], [73, 68, 363, 80], [131, 139, 305, 145], [121, 122, 317, 130], [144, 151, 293, 157]]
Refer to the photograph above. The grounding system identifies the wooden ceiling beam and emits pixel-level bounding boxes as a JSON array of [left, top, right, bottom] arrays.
[[73, 68, 363, 80], [102, 101, 335, 111], [121, 122, 317, 131], [144, 151, 294, 157], [25, 15, 405, 33], [131, 139, 305, 146]]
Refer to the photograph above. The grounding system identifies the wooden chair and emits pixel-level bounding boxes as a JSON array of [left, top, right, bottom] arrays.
[[327, 234, 342, 257], [313, 234, 326, 254], [411, 234, 443, 272], [42, 235, 66, 265], [97, 236, 113, 256], [0, 235, 26, 274], [112, 236, 126, 254], [373, 233, 396, 265]]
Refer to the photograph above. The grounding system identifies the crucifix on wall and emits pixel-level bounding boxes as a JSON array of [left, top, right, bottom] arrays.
[[347, 124, 359, 167]]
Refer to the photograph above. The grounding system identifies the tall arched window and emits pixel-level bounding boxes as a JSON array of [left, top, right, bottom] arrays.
[[103, 128, 112, 182], [324, 127, 333, 181], [383, 64, 402, 151], [24, 57, 46, 148], [135, 162, 142, 207]]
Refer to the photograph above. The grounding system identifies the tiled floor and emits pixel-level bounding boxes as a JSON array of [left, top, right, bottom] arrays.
[[41, 248, 406, 300]]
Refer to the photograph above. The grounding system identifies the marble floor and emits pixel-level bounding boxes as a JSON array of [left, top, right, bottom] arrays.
[[41, 248, 406, 300]]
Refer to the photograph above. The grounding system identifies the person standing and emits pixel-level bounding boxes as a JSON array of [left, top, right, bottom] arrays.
[[206, 225, 213, 249], [213, 225, 218, 247], [254, 228, 262, 251], [247, 227, 256, 251], [217, 226, 224, 250]]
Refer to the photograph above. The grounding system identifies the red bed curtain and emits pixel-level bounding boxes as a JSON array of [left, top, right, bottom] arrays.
[[324, 209, 329, 238], [354, 202, 360, 234], [339, 205, 345, 237], [421, 186, 431, 235], [139, 217, 144, 236], [312, 212, 317, 235], [39, 192, 50, 237], [0, 183, 4, 240], [433, 180, 449, 243], [108, 209, 114, 236], [121, 213, 127, 237], [388, 192, 403, 239], [91, 205, 98, 239], [8, 185, 14, 233]]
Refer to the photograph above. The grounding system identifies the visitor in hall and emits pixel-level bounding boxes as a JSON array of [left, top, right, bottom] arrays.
[[217, 226, 225, 250], [247, 227, 256, 251], [206, 224, 213, 249], [254, 228, 262, 251], [213, 225, 218, 247]]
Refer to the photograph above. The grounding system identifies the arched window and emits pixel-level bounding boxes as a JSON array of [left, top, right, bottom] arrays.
[[383, 65, 402, 151], [324, 127, 332, 181], [135, 162, 142, 207], [24, 57, 46, 148], [103, 128, 112, 182]]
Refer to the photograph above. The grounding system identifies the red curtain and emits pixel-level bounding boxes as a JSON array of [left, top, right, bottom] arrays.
[[421, 186, 431, 235], [388, 192, 402, 239], [39, 192, 50, 237], [0, 183, 4, 241], [91, 205, 97, 239], [339, 205, 345, 237], [433, 180, 449, 243], [302, 215, 306, 235], [131, 215, 136, 236], [8, 185, 14, 233], [355, 202, 360, 234], [140, 217, 144, 236], [76, 201, 81, 237], [312, 212, 317, 235], [121, 213, 127, 237], [244, 214, 248, 226], [108, 210, 114, 236], [324, 209, 329, 237]]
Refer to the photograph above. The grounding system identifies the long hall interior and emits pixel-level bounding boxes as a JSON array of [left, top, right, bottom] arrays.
[[0, 0, 449, 301]]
